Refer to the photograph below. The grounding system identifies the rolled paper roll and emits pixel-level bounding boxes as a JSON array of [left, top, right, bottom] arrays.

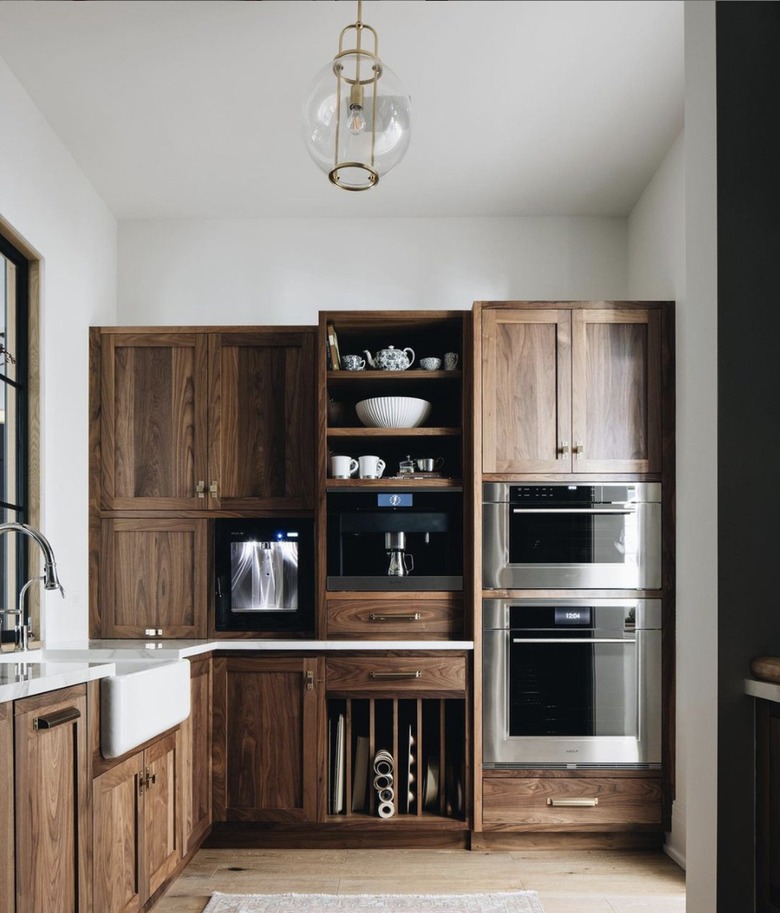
[[377, 800, 395, 819], [377, 786, 394, 803], [373, 773, 393, 791], [374, 758, 394, 776]]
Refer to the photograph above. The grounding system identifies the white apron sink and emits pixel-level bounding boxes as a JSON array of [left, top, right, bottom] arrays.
[[100, 659, 190, 759]]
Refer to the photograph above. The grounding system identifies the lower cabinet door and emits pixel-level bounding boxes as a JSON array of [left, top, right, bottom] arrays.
[[93, 754, 144, 913], [92, 730, 181, 913], [1, 703, 14, 913], [213, 656, 322, 822], [14, 686, 90, 913], [181, 655, 212, 853]]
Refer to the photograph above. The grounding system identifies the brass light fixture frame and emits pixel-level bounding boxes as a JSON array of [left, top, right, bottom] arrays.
[[330, 0, 383, 190]]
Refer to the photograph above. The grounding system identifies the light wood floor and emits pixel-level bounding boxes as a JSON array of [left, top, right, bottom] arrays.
[[154, 847, 686, 913]]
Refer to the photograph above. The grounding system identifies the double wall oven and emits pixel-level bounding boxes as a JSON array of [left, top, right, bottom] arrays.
[[482, 482, 663, 769]]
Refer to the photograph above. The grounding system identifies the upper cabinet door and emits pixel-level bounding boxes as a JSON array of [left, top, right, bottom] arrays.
[[207, 331, 315, 510], [482, 309, 572, 474], [570, 309, 662, 474], [101, 333, 209, 509]]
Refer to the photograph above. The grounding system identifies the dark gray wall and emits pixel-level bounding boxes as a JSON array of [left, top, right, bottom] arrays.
[[717, 3, 780, 910]]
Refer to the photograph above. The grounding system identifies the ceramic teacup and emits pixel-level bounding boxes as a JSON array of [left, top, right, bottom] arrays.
[[416, 457, 444, 472], [419, 357, 442, 371], [358, 455, 386, 479], [342, 354, 366, 371], [443, 352, 459, 370], [330, 454, 359, 478]]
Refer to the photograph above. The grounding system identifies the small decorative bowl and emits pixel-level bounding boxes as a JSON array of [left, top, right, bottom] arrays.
[[355, 396, 432, 429]]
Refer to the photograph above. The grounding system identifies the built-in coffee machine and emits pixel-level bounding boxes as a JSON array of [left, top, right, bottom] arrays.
[[327, 489, 463, 591]]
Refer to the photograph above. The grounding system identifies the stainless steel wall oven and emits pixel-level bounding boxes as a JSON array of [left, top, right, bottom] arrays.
[[483, 597, 662, 767], [482, 482, 662, 590]]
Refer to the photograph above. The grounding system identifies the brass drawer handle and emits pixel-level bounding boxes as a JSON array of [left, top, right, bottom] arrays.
[[33, 707, 81, 730], [368, 613, 422, 623], [368, 670, 422, 681], [546, 797, 599, 808]]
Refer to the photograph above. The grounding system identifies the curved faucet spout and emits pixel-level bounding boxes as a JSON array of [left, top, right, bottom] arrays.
[[0, 522, 65, 596]]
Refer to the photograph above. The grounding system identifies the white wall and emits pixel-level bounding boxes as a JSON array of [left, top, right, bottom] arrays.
[[0, 56, 117, 643], [118, 217, 628, 323], [627, 14, 718, 913], [627, 130, 687, 867]]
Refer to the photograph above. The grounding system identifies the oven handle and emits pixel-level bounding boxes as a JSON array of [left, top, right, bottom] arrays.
[[511, 637, 636, 644], [511, 508, 635, 514]]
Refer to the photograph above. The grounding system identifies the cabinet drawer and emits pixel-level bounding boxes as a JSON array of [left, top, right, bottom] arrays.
[[482, 775, 662, 831], [326, 597, 463, 639], [326, 654, 467, 695]]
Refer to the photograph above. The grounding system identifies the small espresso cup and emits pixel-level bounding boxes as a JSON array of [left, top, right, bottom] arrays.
[[416, 457, 444, 472], [342, 354, 366, 371], [443, 352, 459, 370], [358, 455, 386, 479], [330, 454, 359, 478], [419, 356, 442, 371]]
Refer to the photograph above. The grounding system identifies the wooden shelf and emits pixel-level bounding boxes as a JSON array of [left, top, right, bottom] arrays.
[[328, 370, 461, 381], [327, 427, 461, 437], [326, 479, 463, 490]]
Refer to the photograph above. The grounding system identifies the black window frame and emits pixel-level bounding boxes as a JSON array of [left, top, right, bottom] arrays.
[[1, 232, 30, 642]]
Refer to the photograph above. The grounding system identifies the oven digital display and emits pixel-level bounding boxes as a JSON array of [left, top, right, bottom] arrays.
[[554, 607, 592, 626], [377, 493, 413, 508]]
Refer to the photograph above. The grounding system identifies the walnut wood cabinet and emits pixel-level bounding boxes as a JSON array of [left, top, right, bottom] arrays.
[[99, 518, 207, 638], [480, 303, 667, 476], [0, 702, 13, 913], [181, 655, 212, 853], [92, 729, 181, 913], [212, 655, 322, 823], [97, 328, 315, 512], [14, 685, 90, 913]]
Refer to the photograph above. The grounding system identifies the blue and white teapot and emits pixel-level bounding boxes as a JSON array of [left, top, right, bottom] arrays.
[[363, 345, 416, 371]]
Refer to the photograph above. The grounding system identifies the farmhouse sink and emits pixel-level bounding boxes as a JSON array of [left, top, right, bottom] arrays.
[[100, 659, 190, 759]]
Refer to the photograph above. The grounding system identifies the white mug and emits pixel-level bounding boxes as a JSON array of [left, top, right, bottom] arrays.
[[358, 455, 386, 479], [330, 454, 359, 478]]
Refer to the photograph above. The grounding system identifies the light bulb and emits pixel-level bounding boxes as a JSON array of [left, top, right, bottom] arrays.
[[347, 103, 366, 135]]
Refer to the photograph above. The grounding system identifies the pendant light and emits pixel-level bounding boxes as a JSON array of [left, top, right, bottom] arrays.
[[302, 0, 411, 191]]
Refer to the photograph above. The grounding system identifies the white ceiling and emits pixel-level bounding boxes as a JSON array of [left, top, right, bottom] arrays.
[[0, 0, 684, 220]]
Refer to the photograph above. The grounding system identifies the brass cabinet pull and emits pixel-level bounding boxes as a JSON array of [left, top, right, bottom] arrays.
[[33, 707, 81, 730], [559, 441, 570, 458], [305, 669, 315, 691], [139, 768, 157, 793], [368, 613, 422, 623], [209, 481, 218, 496], [573, 441, 584, 459], [196, 480, 206, 498], [368, 670, 422, 681], [546, 797, 599, 807], [144, 628, 163, 637]]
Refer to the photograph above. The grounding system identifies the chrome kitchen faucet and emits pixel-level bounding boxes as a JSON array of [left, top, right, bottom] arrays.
[[0, 522, 65, 652]]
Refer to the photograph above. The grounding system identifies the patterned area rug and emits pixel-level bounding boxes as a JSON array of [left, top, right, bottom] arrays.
[[202, 893, 545, 913]]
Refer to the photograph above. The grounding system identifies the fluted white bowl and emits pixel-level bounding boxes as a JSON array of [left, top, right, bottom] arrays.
[[355, 396, 432, 429]]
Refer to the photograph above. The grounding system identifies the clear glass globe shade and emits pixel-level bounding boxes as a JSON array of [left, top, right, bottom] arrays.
[[302, 52, 411, 188]]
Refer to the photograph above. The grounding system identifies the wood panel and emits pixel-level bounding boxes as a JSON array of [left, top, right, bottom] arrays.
[[14, 685, 90, 913], [92, 753, 142, 913], [101, 518, 207, 638], [482, 774, 663, 831], [326, 595, 463, 639], [181, 656, 212, 852], [325, 653, 467, 697], [212, 656, 322, 823], [481, 309, 571, 474], [571, 309, 662, 473], [100, 333, 208, 510], [208, 330, 315, 510], [144, 730, 180, 898], [0, 703, 13, 913]]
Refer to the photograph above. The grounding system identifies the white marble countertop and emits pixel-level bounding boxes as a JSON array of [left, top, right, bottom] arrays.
[[745, 677, 780, 703], [0, 638, 474, 705], [0, 655, 115, 703]]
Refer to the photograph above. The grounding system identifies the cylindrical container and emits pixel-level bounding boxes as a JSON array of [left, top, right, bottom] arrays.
[[377, 787, 394, 803], [373, 773, 393, 791]]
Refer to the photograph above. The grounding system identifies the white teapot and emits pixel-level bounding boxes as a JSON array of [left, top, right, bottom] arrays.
[[363, 345, 416, 371]]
